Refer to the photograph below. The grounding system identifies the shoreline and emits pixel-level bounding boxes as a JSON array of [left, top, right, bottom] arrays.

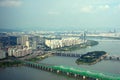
[[52, 40, 98, 51], [26, 53, 52, 62], [0, 60, 23, 68]]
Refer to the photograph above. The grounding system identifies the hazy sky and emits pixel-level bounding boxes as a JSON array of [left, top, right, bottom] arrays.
[[0, 0, 120, 31]]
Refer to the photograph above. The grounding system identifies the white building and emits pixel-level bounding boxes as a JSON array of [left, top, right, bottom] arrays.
[[8, 48, 14, 56], [8, 46, 32, 57], [19, 35, 29, 46], [45, 38, 85, 49], [25, 40, 30, 48]]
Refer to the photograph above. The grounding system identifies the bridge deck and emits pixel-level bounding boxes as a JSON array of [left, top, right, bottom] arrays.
[[53, 52, 120, 61], [24, 61, 120, 80]]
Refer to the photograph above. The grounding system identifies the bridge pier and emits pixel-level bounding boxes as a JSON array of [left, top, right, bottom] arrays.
[[44, 66, 47, 71], [40, 66, 42, 69], [66, 72, 69, 76], [42, 66, 45, 70], [104, 55, 120, 61], [36, 64, 38, 68], [50, 68, 53, 72], [67, 54, 70, 57], [74, 74, 77, 77], [40, 66, 43, 69], [109, 56, 112, 60], [54, 53, 83, 58], [83, 76, 86, 79], [57, 70, 60, 74], [117, 57, 119, 60], [47, 68, 50, 71], [30, 63, 33, 67]]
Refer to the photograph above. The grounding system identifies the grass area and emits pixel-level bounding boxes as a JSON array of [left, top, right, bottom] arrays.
[[26, 55, 48, 62], [27, 57, 42, 62]]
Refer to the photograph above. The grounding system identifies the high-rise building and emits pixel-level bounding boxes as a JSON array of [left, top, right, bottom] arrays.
[[25, 40, 30, 48], [17, 37, 21, 45], [21, 35, 29, 45], [32, 41, 37, 49]]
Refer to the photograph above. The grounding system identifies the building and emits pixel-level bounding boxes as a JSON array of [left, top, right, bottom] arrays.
[[9, 36, 17, 46], [8, 45, 32, 57], [25, 40, 30, 48], [0, 36, 17, 47], [45, 38, 85, 49], [0, 50, 6, 59], [32, 41, 37, 50], [21, 35, 29, 45], [17, 37, 21, 45]]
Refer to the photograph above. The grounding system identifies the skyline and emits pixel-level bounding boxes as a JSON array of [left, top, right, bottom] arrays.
[[0, 0, 120, 31]]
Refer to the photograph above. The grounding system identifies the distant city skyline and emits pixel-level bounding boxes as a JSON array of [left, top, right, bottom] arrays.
[[0, 0, 120, 31]]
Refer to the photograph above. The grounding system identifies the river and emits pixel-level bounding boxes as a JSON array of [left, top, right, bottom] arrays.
[[0, 39, 120, 80]]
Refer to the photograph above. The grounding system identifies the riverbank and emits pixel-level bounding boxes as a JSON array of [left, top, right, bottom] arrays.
[[0, 51, 53, 67], [0, 60, 22, 68], [53, 40, 98, 51], [26, 52, 53, 62]]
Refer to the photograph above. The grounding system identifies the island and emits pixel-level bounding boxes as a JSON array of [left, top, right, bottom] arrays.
[[76, 51, 108, 65]]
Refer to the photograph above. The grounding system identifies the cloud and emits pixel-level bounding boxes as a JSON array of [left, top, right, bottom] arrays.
[[117, 4, 120, 9], [0, 0, 22, 7], [79, 4, 111, 13], [99, 5, 110, 10], [80, 5, 93, 13]]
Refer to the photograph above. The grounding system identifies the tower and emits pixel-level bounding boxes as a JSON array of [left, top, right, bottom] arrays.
[[83, 31, 86, 43]]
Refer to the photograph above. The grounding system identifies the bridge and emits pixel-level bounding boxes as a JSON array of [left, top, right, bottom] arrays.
[[23, 61, 120, 80], [52, 52, 120, 61], [12, 52, 120, 80], [12, 51, 120, 80], [104, 55, 120, 61], [52, 52, 83, 57]]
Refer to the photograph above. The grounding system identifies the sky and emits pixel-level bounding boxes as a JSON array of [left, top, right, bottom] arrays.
[[0, 0, 120, 31]]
